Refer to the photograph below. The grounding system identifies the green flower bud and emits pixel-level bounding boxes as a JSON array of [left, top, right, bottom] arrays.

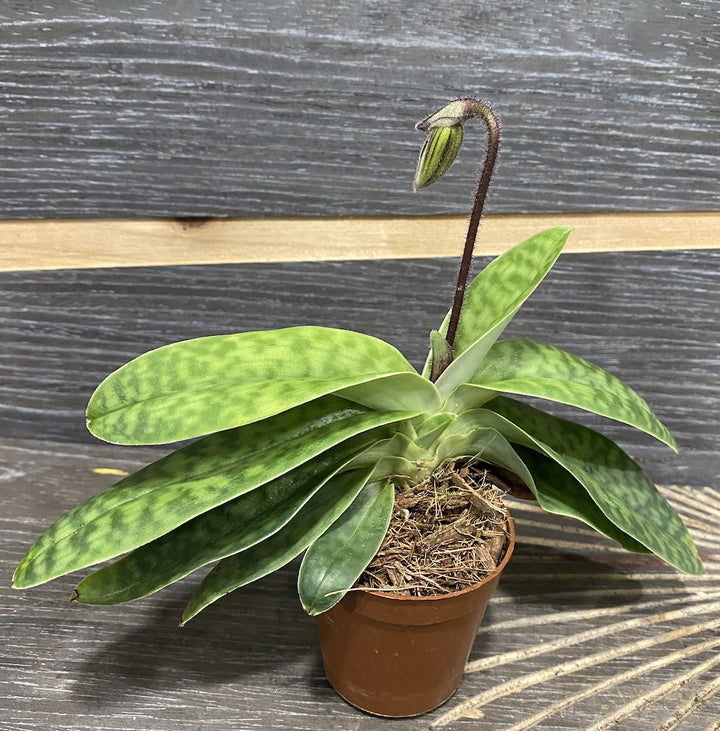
[[413, 124, 464, 190], [416, 98, 476, 132]]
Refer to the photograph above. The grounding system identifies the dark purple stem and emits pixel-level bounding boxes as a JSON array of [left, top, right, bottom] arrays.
[[445, 101, 501, 351]]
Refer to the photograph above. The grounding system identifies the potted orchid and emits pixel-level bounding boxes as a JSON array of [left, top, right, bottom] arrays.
[[13, 98, 702, 717]]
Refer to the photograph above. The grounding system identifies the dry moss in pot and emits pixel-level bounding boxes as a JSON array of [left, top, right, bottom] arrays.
[[13, 98, 702, 718], [316, 462, 515, 717]]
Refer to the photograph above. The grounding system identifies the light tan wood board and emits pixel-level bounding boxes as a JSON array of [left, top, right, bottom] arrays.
[[2, 211, 718, 272]]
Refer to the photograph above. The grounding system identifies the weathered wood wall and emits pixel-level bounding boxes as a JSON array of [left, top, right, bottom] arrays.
[[1, 1, 718, 219], [3, 252, 720, 729], [2, 250, 718, 487], [3, 3, 720, 729]]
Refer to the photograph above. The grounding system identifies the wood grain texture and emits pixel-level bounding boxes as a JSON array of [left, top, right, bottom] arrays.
[[1, 250, 718, 484], [2, 211, 719, 271], [2, 250, 719, 728], [3, 438, 719, 729], [0, 2, 718, 219]]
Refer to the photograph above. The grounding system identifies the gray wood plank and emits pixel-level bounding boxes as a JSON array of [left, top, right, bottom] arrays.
[[1, 250, 718, 484], [0, 1, 718, 219], [3, 247, 719, 728], [3, 439, 719, 729]]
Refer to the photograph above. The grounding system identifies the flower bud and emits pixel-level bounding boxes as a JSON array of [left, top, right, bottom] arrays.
[[413, 124, 464, 190], [416, 98, 476, 132]]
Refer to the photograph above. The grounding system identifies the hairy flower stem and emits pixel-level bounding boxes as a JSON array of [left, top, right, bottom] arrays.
[[430, 100, 500, 382]]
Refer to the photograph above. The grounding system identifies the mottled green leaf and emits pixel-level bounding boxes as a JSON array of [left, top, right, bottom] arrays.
[[13, 397, 414, 589], [486, 397, 703, 575], [74, 443, 367, 605], [336, 372, 441, 413], [447, 411, 621, 543], [298, 479, 394, 615], [181, 467, 374, 625], [514, 446, 650, 553], [87, 326, 418, 444], [434, 227, 570, 397], [469, 339, 675, 449]]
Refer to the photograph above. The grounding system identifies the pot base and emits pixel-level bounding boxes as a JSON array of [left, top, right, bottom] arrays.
[[325, 673, 459, 718], [316, 515, 515, 718]]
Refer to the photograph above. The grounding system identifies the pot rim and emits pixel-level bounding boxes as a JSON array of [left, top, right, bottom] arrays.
[[354, 509, 515, 604]]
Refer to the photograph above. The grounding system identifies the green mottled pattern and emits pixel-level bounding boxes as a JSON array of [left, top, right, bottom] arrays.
[[87, 326, 417, 444], [74, 443, 365, 605], [13, 397, 414, 589], [470, 339, 676, 448], [181, 467, 374, 624], [515, 445, 650, 553], [435, 227, 570, 396], [487, 396, 703, 575], [335, 372, 441, 413], [298, 479, 394, 615]]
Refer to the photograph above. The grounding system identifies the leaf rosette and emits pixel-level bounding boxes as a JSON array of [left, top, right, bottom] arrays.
[[13, 100, 702, 624]]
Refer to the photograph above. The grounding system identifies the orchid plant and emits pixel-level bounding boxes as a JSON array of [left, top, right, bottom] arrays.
[[13, 98, 702, 623]]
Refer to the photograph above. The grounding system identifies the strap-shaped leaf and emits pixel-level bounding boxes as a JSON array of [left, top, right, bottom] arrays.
[[469, 339, 675, 449], [486, 397, 703, 575], [74, 444, 369, 605], [336, 372, 441, 413], [413, 412, 456, 444], [298, 479, 394, 615], [347, 431, 440, 483], [13, 397, 414, 589], [434, 426, 536, 489], [443, 383, 497, 414], [442, 410, 650, 552], [349, 432, 426, 469], [181, 467, 374, 625], [87, 326, 419, 444], [434, 227, 570, 397], [514, 446, 650, 553]]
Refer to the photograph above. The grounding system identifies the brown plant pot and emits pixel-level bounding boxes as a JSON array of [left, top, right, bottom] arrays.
[[316, 514, 515, 717]]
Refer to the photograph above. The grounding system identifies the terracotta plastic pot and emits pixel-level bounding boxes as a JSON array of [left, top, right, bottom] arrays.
[[316, 514, 515, 717]]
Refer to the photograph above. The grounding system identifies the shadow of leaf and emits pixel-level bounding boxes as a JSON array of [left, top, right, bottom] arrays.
[[70, 561, 322, 708]]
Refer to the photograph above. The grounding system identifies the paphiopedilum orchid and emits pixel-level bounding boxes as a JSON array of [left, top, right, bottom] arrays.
[[13, 98, 701, 626]]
